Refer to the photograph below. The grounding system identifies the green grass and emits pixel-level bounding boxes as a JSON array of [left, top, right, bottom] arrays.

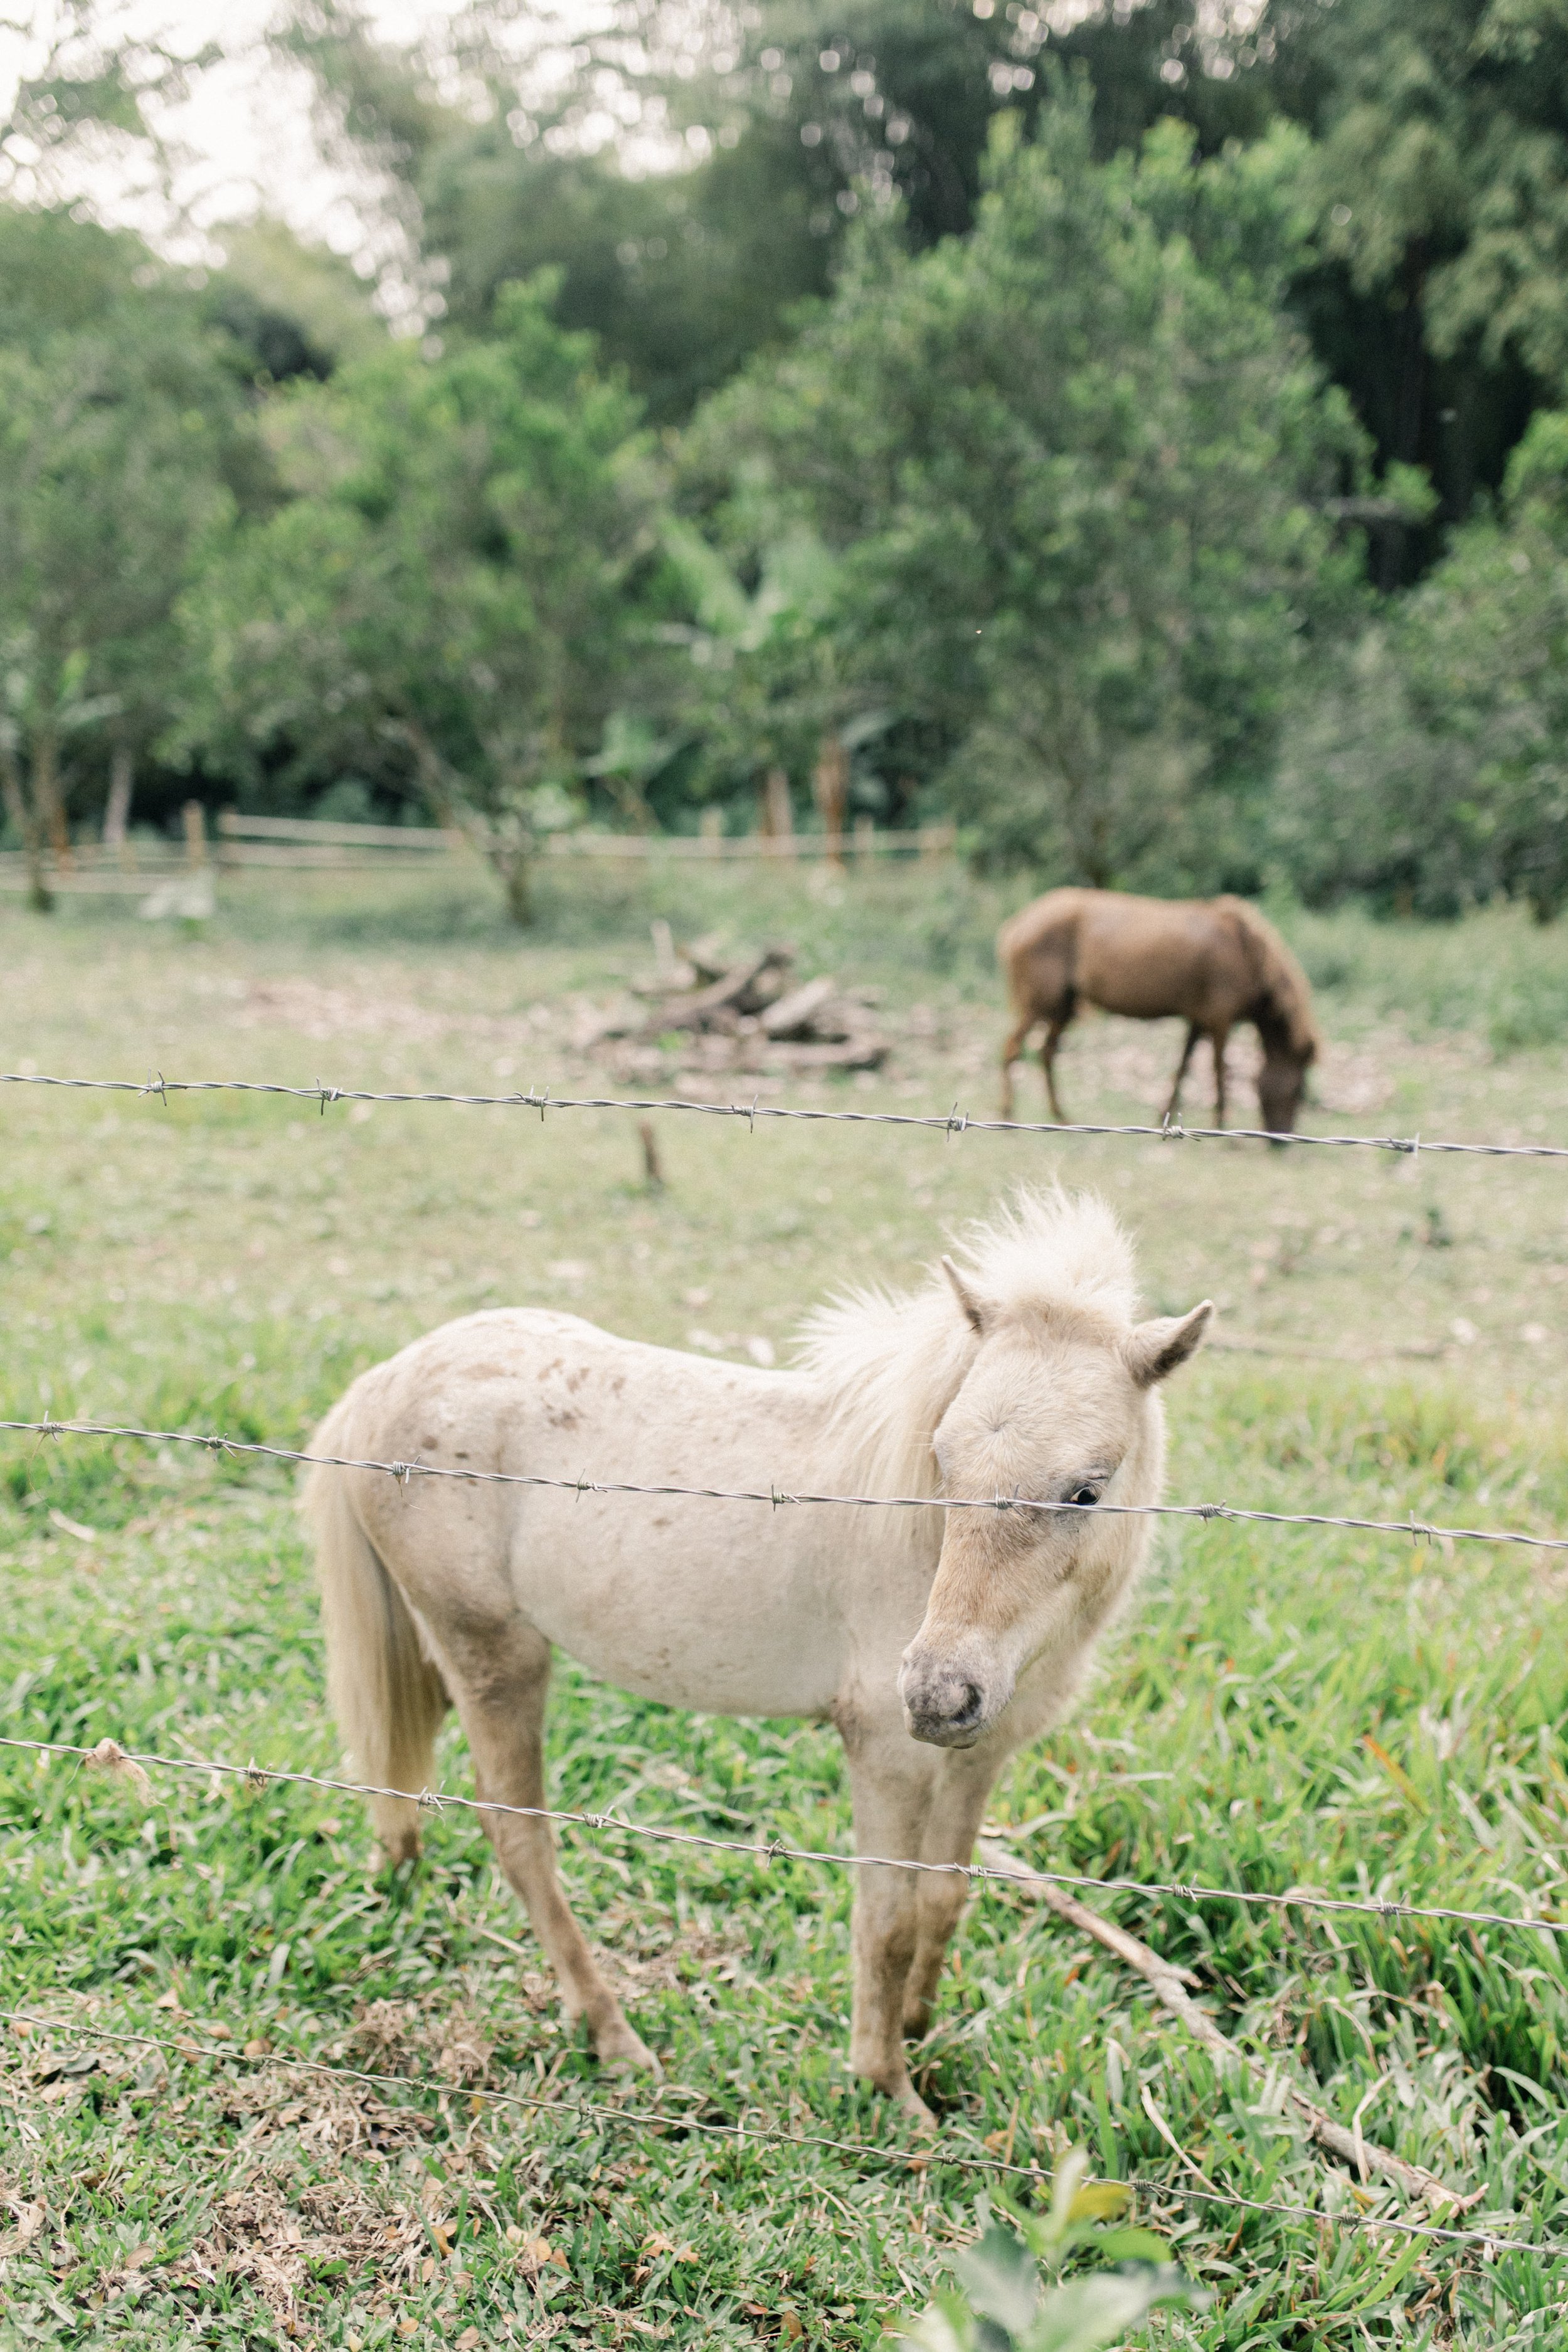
[[6, 870, 1568, 2346]]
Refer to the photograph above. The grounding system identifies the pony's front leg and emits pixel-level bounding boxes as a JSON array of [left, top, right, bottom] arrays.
[[902, 1757, 999, 2042], [450, 1626, 656, 2075], [844, 1740, 936, 2124], [1162, 1022, 1200, 1124]]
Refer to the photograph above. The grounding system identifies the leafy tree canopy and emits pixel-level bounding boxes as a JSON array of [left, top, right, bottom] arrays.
[[679, 89, 1370, 891], [170, 280, 656, 918]]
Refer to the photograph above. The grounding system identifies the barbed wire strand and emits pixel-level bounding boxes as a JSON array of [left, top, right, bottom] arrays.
[[3, 1067, 1567, 1160], [1, 2006, 1559, 2260], [5, 1730, 1564, 1939], [4, 1415, 1565, 1559]]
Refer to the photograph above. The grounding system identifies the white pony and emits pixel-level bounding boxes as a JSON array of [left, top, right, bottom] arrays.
[[305, 1189, 1209, 2119]]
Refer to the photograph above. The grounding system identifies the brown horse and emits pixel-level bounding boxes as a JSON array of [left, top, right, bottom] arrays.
[[998, 888, 1319, 1135]]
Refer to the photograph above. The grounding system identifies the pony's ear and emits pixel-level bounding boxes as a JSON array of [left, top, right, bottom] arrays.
[[941, 1254, 988, 1335], [1125, 1300, 1212, 1387]]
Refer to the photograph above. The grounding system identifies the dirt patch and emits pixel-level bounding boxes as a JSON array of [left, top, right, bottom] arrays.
[[216, 2058, 435, 2156], [346, 1996, 494, 2089]]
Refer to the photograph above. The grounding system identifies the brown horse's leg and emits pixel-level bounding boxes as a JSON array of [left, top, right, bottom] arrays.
[[450, 1624, 655, 2072], [1162, 1023, 1201, 1124], [1041, 1009, 1074, 1123], [901, 1760, 998, 2043], [999, 1017, 1032, 1120], [1211, 1025, 1231, 1128], [843, 1734, 938, 2122]]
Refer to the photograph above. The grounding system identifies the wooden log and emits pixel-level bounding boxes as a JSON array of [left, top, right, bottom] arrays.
[[975, 1838, 1476, 2213]]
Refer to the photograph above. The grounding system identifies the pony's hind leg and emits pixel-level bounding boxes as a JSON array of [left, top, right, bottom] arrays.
[[450, 1624, 656, 2074], [901, 1761, 998, 2043]]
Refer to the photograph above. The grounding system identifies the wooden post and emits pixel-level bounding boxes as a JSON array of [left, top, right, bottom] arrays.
[[759, 767, 794, 850], [103, 743, 134, 862], [183, 800, 208, 867], [700, 808, 723, 858]]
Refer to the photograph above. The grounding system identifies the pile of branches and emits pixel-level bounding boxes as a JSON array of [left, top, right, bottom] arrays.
[[597, 933, 889, 1076]]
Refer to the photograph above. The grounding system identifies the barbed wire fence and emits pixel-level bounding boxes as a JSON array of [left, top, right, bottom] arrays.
[[4, 1065, 1568, 1157], [4, 1413, 1567, 1555], [3, 2003, 1564, 2265], [5, 1725, 1566, 1937], [5, 1057, 1568, 2291]]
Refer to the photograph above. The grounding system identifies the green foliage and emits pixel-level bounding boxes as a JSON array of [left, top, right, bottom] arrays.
[[202, 217, 388, 386], [0, 221, 254, 881], [421, 124, 843, 428], [684, 90, 1369, 884], [896, 2160, 1197, 2352], [171, 280, 651, 917], [1276, 405, 1568, 918]]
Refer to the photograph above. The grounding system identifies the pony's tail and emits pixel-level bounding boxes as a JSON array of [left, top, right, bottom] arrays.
[[304, 1412, 448, 1865]]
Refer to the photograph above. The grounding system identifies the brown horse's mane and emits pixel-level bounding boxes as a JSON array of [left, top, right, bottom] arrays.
[[1223, 899, 1320, 1064]]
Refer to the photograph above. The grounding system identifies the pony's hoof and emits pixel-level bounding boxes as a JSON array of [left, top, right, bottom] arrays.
[[596, 2025, 661, 2080], [896, 2084, 938, 2133]]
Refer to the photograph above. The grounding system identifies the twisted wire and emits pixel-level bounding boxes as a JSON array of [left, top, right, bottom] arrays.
[[1, 2006, 1557, 2260], [4, 1067, 1567, 1158], [4, 1731, 1563, 1939]]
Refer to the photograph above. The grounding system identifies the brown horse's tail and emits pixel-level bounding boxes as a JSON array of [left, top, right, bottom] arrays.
[[1226, 899, 1319, 1062], [303, 1406, 448, 1864]]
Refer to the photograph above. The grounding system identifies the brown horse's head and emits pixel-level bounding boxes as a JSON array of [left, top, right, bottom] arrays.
[[896, 1254, 1210, 1749], [1257, 1030, 1315, 1137], [1239, 908, 1320, 1138]]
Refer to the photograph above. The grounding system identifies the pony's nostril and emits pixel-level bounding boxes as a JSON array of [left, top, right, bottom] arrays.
[[950, 1683, 983, 1727]]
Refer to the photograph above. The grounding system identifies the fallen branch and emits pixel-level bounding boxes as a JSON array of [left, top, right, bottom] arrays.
[[976, 1836, 1478, 2213]]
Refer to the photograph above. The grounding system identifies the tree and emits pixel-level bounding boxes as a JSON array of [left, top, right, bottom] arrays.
[[0, 1, 216, 208], [682, 90, 1369, 890], [1255, 0, 1568, 575], [0, 248, 245, 904], [659, 515, 846, 824], [278, 2, 1274, 426], [172, 280, 650, 920], [1275, 408, 1568, 919]]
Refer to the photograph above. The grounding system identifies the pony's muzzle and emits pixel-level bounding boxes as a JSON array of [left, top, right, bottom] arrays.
[[898, 1648, 992, 1748]]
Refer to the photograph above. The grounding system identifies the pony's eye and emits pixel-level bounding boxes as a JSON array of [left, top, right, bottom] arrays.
[[1067, 1485, 1101, 1511]]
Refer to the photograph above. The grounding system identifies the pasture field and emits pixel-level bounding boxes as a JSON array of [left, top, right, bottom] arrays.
[[5, 864, 1568, 2349]]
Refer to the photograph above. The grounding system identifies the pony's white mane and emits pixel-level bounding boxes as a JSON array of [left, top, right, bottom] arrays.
[[793, 1187, 1138, 1502]]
